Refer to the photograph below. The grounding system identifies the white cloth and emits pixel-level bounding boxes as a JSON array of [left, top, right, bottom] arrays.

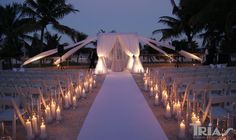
[[22, 38, 89, 66], [54, 37, 97, 65], [77, 71, 168, 140], [95, 33, 144, 74]]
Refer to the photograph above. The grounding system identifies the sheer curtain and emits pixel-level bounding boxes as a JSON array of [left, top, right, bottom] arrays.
[[118, 34, 144, 73], [95, 33, 144, 74], [110, 40, 128, 72], [95, 34, 117, 74]]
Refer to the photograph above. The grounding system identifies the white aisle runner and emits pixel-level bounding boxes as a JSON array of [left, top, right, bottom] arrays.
[[77, 71, 168, 140]]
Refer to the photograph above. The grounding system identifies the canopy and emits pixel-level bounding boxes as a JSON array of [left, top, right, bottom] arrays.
[[22, 33, 202, 74]]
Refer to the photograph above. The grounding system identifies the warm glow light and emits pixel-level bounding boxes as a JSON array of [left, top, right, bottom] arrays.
[[40, 120, 47, 139], [195, 117, 201, 126], [95, 57, 107, 74], [127, 56, 134, 70], [165, 102, 171, 118], [191, 112, 197, 123], [132, 56, 144, 73], [179, 120, 186, 138]]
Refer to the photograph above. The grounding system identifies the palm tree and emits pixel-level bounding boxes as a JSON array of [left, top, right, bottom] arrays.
[[153, 0, 201, 50], [188, 0, 236, 53], [0, 3, 37, 67], [22, 0, 79, 52], [70, 32, 88, 43]]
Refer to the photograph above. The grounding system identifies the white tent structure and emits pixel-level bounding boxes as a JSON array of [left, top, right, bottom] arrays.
[[22, 33, 202, 74]]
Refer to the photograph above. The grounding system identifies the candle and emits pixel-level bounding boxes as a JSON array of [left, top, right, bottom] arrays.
[[93, 79, 96, 88], [154, 84, 158, 92], [176, 101, 181, 112], [154, 94, 159, 105], [84, 82, 88, 92], [56, 106, 62, 121], [78, 85, 82, 97], [64, 94, 69, 109], [173, 101, 177, 114], [144, 73, 147, 78], [195, 117, 201, 126], [191, 112, 197, 123], [40, 121, 47, 139], [162, 90, 168, 106], [26, 119, 34, 139], [32, 115, 39, 134], [50, 100, 56, 119], [165, 103, 171, 118], [82, 88, 86, 98], [179, 120, 186, 138], [149, 80, 153, 87], [45, 105, 52, 123], [72, 95, 77, 108], [89, 83, 92, 92], [150, 87, 154, 96], [144, 80, 148, 91]]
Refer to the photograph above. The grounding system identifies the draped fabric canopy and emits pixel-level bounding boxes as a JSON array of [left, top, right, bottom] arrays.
[[22, 32, 202, 74], [95, 33, 144, 74]]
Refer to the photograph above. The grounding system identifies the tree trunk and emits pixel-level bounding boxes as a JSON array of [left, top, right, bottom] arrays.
[[40, 27, 45, 66], [40, 27, 45, 52]]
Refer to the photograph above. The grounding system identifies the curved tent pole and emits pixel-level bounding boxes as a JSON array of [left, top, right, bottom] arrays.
[[22, 38, 88, 66], [146, 38, 175, 50], [138, 36, 174, 60], [146, 38, 202, 62], [54, 37, 97, 65]]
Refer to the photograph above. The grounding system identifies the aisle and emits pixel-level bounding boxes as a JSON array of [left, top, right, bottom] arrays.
[[77, 71, 168, 140]]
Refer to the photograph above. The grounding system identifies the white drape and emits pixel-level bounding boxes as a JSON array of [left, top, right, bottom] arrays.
[[54, 37, 96, 65], [145, 37, 202, 62], [95, 34, 117, 74], [139, 37, 173, 60], [179, 50, 202, 61], [95, 33, 144, 74], [22, 39, 87, 66]]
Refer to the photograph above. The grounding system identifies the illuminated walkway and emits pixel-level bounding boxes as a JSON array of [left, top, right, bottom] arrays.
[[77, 71, 167, 140]]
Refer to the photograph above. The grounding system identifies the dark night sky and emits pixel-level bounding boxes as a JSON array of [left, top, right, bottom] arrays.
[[1, 0, 174, 43]]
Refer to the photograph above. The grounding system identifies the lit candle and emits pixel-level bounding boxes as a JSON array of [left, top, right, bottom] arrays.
[[195, 117, 201, 126], [64, 94, 69, 109], [144, 80, 148, 91], [82, 88, 86, 98], [154, 94, 159, 105], [93, 79, 96, 88], [40, 121, 47, 139], [191, 112, 197, 123], [150, 87, 154, 96], [165, 103, 171, 118], [179, 120, 186, 138], [45, 105, 52, 123], [154, 84, 158, 92], [89, 83, 92, 92], [173, 101, 177, 114], [26, 119, 34, 139], [67, 91, 72, 106], [176, 101, 181, 112], [56, 106, 61, 121], [78, 85, 82, 96], [84, 82, 88, 92], [149, 80, 153, 87], [72, 95, 77, 108], [75, 87, 79, 97], [32, 115, 39, 134], [162, 90, 168, 106], [50, 100, 56, 119]]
